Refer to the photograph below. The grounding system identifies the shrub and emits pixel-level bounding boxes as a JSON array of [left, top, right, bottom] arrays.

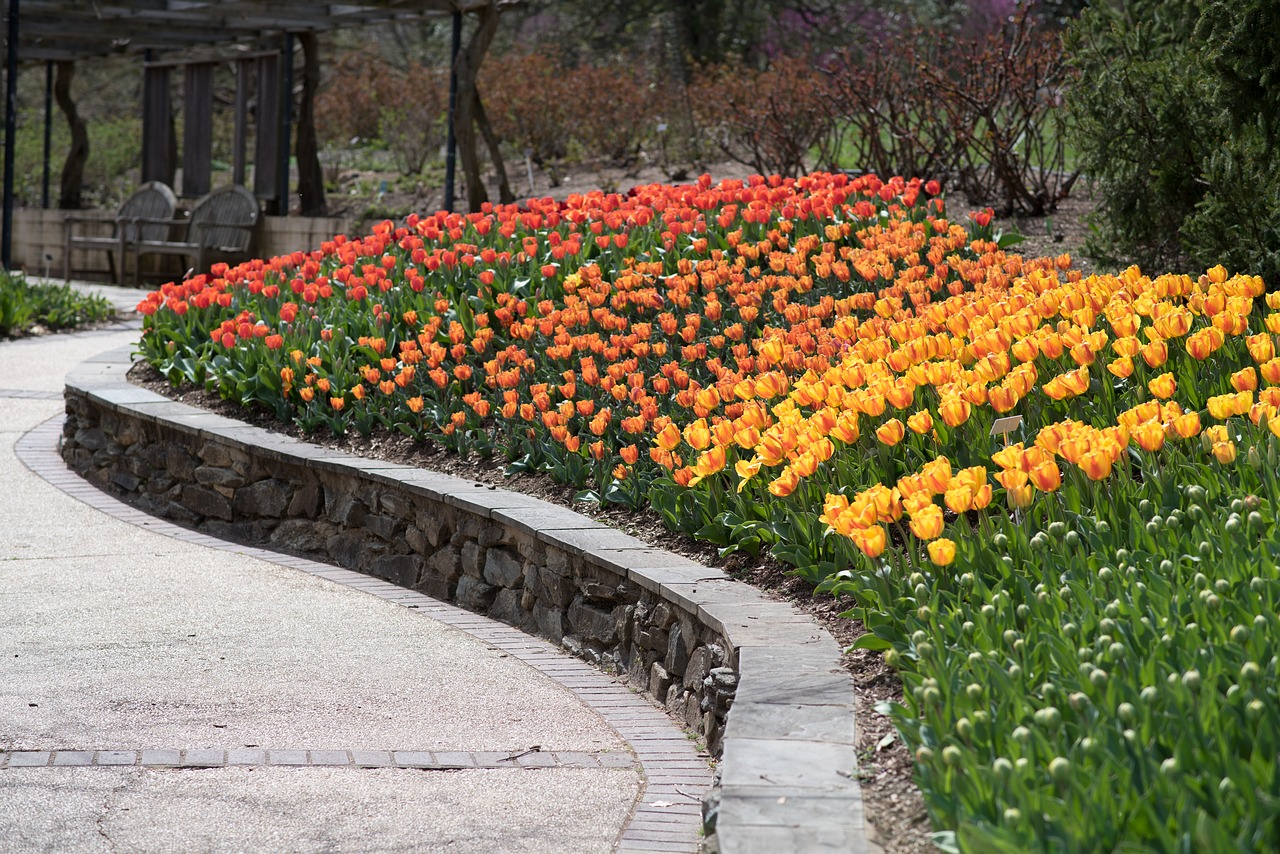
[[315, 53, 448, 174], [482, 53, 575, 169], [823, 9, 1074, 215], [482, 54, 660, 175], [820, 33, 962, 185], [1066, 0, 1280, 279], [688, 57, 835, 178]]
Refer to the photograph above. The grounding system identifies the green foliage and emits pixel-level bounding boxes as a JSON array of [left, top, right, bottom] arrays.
[[1066, 0, 1280, 280], [832, 472, 1280, 852], [13, 114, 142, 209], [0, 270, 114, 336]]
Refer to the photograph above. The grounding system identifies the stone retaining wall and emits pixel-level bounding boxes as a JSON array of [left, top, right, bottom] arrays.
[[61, 346, 872, 854]]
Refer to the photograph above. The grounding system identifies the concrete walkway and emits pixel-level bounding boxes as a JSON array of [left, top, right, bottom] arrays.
[[0, 310, 708, 852]]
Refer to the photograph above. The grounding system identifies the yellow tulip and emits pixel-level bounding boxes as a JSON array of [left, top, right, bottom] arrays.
[[927, 538, 957, 566]]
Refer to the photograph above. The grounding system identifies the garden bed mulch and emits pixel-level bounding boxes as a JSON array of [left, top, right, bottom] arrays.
[[126, 181, 1102, 854]]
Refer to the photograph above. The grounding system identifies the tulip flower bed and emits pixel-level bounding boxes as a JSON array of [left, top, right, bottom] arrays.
[[136, 171, 1280, 851]]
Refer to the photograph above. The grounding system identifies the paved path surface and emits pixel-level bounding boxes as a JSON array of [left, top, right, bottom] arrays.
[[0, 305, 710, 852]]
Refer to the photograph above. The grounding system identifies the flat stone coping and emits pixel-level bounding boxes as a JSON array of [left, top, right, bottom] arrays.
[[59, 344, 873, 854]]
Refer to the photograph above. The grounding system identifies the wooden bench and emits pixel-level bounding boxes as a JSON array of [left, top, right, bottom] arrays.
[[64, 181, 178, 285], [131, 185, 261, 285]]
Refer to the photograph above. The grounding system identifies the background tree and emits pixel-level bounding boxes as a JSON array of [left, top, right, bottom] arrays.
[[1066, 0, 1280, 279]]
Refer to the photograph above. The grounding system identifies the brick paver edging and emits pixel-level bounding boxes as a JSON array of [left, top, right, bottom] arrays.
[[0, 748, 639, 771], [55, 345, 873, 854]]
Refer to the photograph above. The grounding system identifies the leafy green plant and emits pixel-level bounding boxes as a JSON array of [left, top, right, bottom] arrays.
[[0, 270, 114, 336]]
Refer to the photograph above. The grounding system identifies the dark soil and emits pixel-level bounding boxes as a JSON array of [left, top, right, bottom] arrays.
[[128, 172, 1098, 854]]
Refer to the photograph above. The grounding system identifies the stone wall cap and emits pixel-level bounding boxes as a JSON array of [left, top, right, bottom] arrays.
[[538, 525, 647, 557], [719, 737, 860, 792], [443, 483, 547, 518], [733, 668, 856, 709], [658, 577, 763, 615], [492, 503, 610, 538], [714, 820, 874, 854], [587, 547, 715, 581], [79, 345, 136, 364], [720, 618, 835, 650], [722, 701, 857, 745]]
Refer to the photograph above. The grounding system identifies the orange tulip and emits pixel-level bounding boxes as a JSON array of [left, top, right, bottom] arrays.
[[1028, 460, 1062, 492], [1231, 367, 1258, 392], [850, 524, 887, 559], [1246, 333, 1275, 364], [944, 486, 974, 513], [768, 466, 800, 498], [876, 419, 905, 446], [909, 504, 945, 540], [989, 385, 1020, 413], [1107, 356, 1134, 379], [830, 412, 860, 444], [683, 419, 712, 450], [1262, 359, 1280, 385], [1080, 449, 1114, 481], [1186, 327, 1223, 360], [1152, 306, 1192, 338], [939, 396, 971, 428], [1148, 373, 1177, 400], [656, 422, 682, 452], [1171, 411, 1201, 439], [735, 457, 762, 491], [1141, 340, 1169, 368], [908, 410, 935, 435], [1212, 440, 1237, 464], [1006, 483, 1034, 510]]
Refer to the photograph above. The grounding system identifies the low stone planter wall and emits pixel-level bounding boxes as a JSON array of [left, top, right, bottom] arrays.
[[61, 345, 872, 854]]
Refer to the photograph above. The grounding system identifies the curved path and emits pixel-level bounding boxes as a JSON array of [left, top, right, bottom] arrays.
[[0, 313, 709, 852]]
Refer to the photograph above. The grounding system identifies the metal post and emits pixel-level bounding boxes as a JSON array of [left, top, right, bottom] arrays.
[[2, 0, 19, 269], [277, 32, 293, 215], [444, 9, 461, 213], [41, 59, 50, 209]]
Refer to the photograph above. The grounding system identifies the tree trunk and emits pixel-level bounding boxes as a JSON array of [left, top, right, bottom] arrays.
[[455, 2, 504, 212], [295, 31, 327, 216], [55, 61, 88, 210], [474, 90, 514, 204]]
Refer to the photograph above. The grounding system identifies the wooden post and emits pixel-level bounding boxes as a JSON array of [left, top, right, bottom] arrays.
[[253, 53, 279, 208], [233, 59, 249, 186], [141, 63, 173, 185], [294, 31, 325, 216], [277, 33, 293, 215], [182, 62, 213, 197], [444, 9, 460, 213]]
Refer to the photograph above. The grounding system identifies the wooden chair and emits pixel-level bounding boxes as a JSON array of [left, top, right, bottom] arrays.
[[63, 181, 178, 285], [132, 185, 261, 285]]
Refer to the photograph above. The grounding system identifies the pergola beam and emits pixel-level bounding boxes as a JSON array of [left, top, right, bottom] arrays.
[[8, 1, 487, 62]]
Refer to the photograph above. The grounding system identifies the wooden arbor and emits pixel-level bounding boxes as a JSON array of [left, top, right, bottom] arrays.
[[1, 0, 519, 269]]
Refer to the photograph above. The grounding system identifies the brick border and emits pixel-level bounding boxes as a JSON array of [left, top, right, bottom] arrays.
[[50, 345, 873, 854], [0, 748, 638, 771]]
